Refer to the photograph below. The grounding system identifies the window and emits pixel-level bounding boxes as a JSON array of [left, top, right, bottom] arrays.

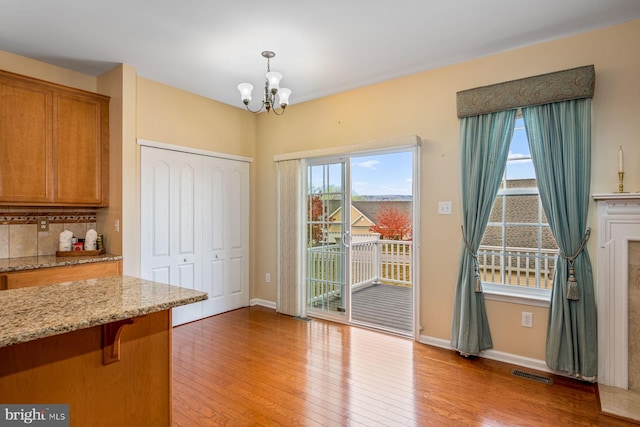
[[479, 116, 557, 303]]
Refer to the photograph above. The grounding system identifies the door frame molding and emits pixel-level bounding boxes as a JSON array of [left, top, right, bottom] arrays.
[[273, 135, 419, 162], [138, 138, 253, 163]]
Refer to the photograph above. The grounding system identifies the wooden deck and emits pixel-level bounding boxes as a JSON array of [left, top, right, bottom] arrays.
[[351, 283, 412, 334]]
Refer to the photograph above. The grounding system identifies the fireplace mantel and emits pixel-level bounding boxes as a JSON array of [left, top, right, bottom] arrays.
[[593, 193, 640, 388]]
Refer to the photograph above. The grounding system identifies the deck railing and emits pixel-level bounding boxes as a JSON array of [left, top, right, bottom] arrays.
[[477, 245, 558, 289], [307, 243, 343, 306], [350, 238, 412, 288], [308, 237, 412, 303]]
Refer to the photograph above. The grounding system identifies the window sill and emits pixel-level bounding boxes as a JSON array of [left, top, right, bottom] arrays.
[[482, 283, 551, 308]]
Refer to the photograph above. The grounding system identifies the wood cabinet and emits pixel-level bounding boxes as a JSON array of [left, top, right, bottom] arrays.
[[0, 69, 109, 206], [0, 260, 122, 290]]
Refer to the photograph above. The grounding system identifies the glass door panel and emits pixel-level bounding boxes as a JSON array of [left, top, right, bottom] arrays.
[[306, 159, 349, 316]]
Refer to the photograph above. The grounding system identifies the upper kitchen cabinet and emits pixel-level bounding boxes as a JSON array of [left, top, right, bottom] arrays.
[[0, 73, 53, 203], [0, 70, 109, 206]]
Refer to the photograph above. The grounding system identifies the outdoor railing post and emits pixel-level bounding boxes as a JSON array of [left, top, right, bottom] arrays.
[[375, 235, 382, 284]]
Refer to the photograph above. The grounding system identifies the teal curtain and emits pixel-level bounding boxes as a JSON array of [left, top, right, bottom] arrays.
[[522, 99, 597, 380], [451, 109, 516, 355]]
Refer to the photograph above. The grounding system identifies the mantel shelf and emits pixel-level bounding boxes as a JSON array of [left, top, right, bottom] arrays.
[[592, 193, 640, 202]]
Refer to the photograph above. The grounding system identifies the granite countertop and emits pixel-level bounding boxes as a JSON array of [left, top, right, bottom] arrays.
[[0, 275, 207, 348], [0, 254, 123, 273]]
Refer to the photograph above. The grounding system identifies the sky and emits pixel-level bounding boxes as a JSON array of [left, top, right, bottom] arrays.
[[506, 118, 536, 180], [351, 151, 413, 196]]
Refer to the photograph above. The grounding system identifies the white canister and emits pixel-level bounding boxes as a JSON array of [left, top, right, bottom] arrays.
[[59, 241, 72, 251], [85, 228, 98, 251]]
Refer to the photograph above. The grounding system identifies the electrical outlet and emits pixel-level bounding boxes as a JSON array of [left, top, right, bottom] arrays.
[[265, 273, 271, 283], [38, 218, 49, 232], [522, 312, 533, 328], [114, 219, 120, 232], [438, 201, 452, 215]]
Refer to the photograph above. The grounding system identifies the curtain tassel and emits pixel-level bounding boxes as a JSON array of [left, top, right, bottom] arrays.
[[462, 226, 483, 293], [474, 263, 482, 293], [566, 263, 579, 300], [559, 228, 591, 301]]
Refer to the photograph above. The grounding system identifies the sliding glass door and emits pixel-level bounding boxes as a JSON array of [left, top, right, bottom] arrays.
[[305, 158, 350, 317], [304, 148, 417, 337]]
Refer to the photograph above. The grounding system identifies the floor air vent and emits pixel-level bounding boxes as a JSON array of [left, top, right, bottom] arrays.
[[511, 369, 553, 385]]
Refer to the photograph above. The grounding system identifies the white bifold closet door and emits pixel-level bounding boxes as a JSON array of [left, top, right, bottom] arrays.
[[141, 146, 249, 326]]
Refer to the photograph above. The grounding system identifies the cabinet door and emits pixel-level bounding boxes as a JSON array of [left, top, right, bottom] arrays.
[[140, 147, 204, 326], [0, 77, 53, 203], [53, 93, 108, 205]]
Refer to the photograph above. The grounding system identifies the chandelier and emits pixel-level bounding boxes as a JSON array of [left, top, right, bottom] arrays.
[[237, 51, 291, 115]]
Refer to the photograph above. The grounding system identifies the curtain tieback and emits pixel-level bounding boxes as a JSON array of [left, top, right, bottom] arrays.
[[461, 226, 482, 293], [558, 228, 591, 301]]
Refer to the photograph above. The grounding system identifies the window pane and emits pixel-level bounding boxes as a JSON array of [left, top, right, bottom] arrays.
[[505, 225, 539, 250], [488, 196, 503, 223], [541, 206, 549, 224], [505, 178, 537, 189], [309, 164, 324, 193], [328, 163, 343, 193], [506, 119, 535, 181], [542, 227, 558, 250], [505, 194, 538, 223], [481, 225, 502, 247]]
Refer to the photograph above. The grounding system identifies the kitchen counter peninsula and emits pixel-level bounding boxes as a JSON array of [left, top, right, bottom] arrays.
[[0, 276, 207, 426]]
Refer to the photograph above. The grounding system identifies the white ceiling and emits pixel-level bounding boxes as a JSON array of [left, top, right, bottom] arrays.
[[2, 1, 639, 109]]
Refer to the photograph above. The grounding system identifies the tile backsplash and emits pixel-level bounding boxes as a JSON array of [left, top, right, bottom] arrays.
[[0, 208, 98, 258]]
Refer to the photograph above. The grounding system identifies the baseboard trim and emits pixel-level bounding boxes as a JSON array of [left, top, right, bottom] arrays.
[[419, 335, 551, 374], [250, 299, 277, 310]]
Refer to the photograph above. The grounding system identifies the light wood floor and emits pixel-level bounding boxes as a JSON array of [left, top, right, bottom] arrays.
[[172, 306, 633, 426]]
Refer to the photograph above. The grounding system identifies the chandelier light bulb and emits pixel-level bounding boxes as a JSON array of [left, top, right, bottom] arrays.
[[237, 83, 254, 104], [265, 71, 283, 93], [278, 88, 291, 107]]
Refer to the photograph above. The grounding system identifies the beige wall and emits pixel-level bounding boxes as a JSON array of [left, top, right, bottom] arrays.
[[0, 50, 96, 92], [136, 77, 256, 157], [2, 18, 639, 362], [252, 20, 640, 360], [96, 65, 125, 258]]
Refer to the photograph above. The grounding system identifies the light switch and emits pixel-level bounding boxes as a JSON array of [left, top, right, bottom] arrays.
[[438, 201, 452, 215]]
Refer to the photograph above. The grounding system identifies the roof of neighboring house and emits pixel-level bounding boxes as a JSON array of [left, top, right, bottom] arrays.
[[352, 201, 412, 223], [328, 204, 375, 228]]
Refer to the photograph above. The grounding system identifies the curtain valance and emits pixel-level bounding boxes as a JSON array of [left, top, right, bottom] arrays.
[[456, 65, 595, 118]]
